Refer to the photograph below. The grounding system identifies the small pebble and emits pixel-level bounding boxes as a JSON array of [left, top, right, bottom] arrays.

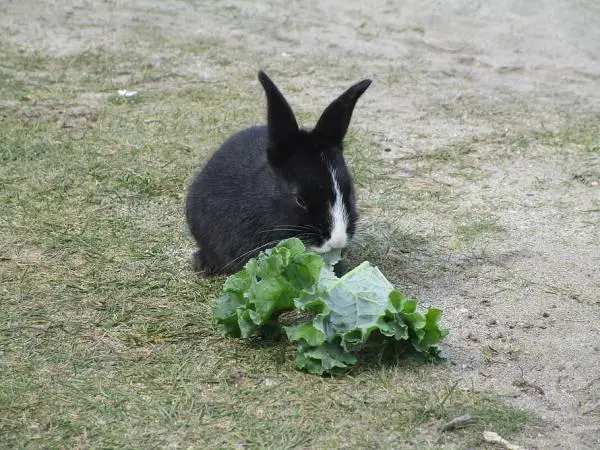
[[542, 312, 550, 318], [263, 378, 277, 387], [467, 332, 478, 342]]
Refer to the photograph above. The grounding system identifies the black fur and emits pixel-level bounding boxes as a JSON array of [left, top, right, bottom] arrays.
[[185, 71, 371, 274]]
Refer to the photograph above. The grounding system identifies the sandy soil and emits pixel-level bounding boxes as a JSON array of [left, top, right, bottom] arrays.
[[2, 0, 598, 448]]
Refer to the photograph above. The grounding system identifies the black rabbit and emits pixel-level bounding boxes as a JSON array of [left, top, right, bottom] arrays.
[[185, 71, 371, 275]]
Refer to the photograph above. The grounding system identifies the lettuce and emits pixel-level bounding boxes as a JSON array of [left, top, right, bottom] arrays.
[[213, 238, 323, 338], [214, 238, 447, 375]]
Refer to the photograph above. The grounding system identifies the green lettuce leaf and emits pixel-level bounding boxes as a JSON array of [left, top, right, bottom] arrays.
[[293, 339, 357, 376], [213, 238, 323, 338], [285, 262, 447, 373]]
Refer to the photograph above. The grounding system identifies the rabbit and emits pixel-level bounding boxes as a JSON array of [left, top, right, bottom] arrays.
[[185, 71, 372, 275]]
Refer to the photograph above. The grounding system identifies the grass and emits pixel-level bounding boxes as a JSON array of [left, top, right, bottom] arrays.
[[0, 34, 541, 448], [452, 217, 506, 249]]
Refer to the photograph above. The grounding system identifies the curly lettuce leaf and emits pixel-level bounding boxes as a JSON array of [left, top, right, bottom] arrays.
[[293, 339, 357, 376], [213, 238, 323, 338], [285, 263, 447, 373]]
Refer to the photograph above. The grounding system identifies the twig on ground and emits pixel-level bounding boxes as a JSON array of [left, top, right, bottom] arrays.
[[441, 413, 472, 432]]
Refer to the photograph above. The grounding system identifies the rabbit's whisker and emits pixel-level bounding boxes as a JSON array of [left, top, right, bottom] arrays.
[[277, 224, 320, 231], [258, 224, 321, 233], [220, 240, 281, 272], [257, 228, 319, 235]]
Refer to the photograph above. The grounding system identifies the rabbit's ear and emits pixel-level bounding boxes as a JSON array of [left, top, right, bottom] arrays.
[[313, 79, 372, 147], [258, 71, 299, 148]]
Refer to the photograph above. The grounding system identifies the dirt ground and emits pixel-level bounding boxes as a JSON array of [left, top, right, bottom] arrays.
[[2, 0, 598, 448]]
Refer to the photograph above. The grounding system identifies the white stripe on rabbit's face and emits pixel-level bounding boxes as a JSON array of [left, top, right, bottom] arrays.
[[310, 168, 348, 254]]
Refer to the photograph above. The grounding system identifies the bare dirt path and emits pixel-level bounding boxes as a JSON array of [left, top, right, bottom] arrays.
[[2, 1, 598, 448]]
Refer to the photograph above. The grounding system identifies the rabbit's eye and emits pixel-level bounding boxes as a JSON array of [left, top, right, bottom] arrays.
[[296, 196, 308, 210]]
